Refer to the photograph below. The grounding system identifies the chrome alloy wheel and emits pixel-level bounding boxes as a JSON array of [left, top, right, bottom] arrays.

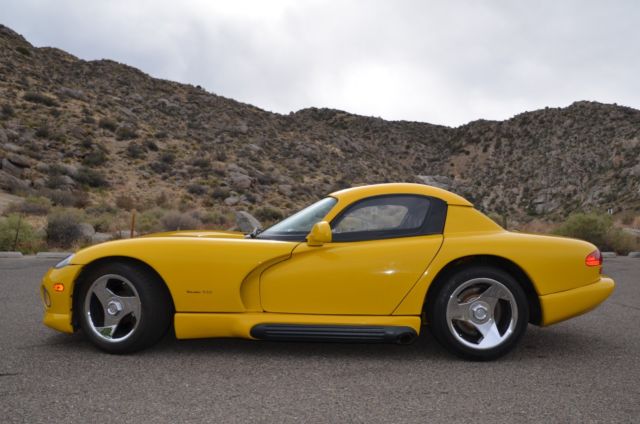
[[445, 278, 518, 350], [83, 274, 142, 343]]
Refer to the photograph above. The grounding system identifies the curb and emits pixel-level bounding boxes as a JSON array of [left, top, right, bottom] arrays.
[[35, 252, 72, 258], [0, 252, 23, 258]]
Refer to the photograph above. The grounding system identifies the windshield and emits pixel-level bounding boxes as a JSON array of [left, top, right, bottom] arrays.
[[259, 197, 337, 240]]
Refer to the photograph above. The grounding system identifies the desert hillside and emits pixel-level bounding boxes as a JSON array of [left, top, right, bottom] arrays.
[[1, 23, 639, 239]]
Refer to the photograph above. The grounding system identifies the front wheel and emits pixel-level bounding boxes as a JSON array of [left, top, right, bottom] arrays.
[[428, 266, 529, 361], [77, 262, 172, 354]]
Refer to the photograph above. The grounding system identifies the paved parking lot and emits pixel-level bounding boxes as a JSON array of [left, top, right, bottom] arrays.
[[1, 257, 639, 423]]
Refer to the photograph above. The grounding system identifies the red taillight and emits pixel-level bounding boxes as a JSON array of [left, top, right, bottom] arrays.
[[585, 250, 602, 267]]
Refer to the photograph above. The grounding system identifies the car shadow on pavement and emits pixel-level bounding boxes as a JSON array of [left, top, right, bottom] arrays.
[[42, 323, 615, 363]]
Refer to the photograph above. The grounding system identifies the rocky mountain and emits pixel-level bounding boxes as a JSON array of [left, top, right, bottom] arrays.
[[1, 24, 639, 227]]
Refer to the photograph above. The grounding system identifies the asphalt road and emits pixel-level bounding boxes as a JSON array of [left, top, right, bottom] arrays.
[[1, 257, 639, 423]]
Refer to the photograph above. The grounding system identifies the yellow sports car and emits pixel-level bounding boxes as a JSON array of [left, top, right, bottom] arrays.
[[41, 183, 614, 360]]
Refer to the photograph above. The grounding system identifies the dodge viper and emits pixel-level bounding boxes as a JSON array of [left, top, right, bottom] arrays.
[[41, 183, 614, 360]]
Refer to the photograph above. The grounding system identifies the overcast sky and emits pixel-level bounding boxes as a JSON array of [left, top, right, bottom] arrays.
[[2, 0, 639, 126]]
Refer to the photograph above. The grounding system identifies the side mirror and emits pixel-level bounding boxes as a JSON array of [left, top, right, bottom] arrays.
[[307, 221, 332, 246]]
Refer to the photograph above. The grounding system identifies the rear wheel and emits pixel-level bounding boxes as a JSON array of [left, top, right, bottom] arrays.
[[428, 266, 529, 361], [77, 262, 171, 354]]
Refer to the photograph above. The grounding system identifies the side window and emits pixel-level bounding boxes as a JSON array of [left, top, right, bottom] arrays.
[[331, 195, 432, 241]]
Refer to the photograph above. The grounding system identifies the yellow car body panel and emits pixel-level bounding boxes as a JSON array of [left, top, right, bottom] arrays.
[[41, 265, 82, 333], [539, 277, 615, 325], [394, 205, 605, 316], [69, 237, 297, 312], [174, 313, 422, 340], [261, 235, 443, 315], [40, 183, 614, 343]]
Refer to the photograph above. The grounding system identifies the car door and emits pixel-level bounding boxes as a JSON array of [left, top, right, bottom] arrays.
[[260, 195, 446, 315]]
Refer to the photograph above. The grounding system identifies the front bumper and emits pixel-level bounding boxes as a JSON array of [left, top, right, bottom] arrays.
[[539, 276, 615, 326], [41, 265, 82, 334]]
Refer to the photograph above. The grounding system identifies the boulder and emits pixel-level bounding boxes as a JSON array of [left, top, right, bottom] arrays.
[[35, 163, 50, 173], [57, 87, 88, 101], [415, 175, 453, 190], [278, 184, 293, 196], [1, 142, 21, 153], [78, 223, 96, 239], [92, 232, 113, 244], [7, 153, 31, 168], [224, 195, 241, 206], [235, 211, 262, 233], [60, 164, 78, 177], [229, 172, 252, 190], [1, 158, 23, 178], [33, 178, 46, 189], [0, 170, 29, 192], [227, 163, 249, 175]]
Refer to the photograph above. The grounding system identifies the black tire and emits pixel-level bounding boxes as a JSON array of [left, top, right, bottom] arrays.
[[76, 262, 172, 354], [427, 266, 529, 361]]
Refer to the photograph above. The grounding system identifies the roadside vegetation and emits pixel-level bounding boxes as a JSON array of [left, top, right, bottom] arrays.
[[0, 193, 267, 253], [553, 212, 639, 254], [0, 193, 638, 254]]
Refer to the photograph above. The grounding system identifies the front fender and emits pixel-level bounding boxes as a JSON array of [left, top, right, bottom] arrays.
[[70, 237, 297, 313]]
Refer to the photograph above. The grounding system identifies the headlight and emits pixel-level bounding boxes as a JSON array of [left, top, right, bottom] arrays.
[[54, 254, 74, 269]]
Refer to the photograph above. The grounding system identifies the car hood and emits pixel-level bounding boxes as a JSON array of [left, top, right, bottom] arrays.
[[141, 230, 246, 239]]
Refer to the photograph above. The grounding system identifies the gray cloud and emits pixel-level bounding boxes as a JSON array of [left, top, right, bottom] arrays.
[[2, 0, 639, 126]]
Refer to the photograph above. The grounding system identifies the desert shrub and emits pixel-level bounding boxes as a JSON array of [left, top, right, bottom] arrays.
[[0, 214, 43, 253], [75, 166, 109, 188], [155, 192, 169, 208], [160, 151, 175, 164], [243, 192, 257, 204], [98, 117, 117, 132], [15, 46, 31, 56], [211, 187, 230, 200], [191, 158, 211, 170], [7, 196, 52, 216], [187, 183, 207, 195], [115, 195, 135, 210], [200, 210, 233, 227], [150, 161, 170, 174], [603, 229, 638, 254], [554, 213, 639, 254], [126, 143, 146, 159], [35, 121, 50, 138], [86, 201, 117, 215], [144, 139, 159, 151], [1, 103, 15, 118], [46, 175, 69, 190], [617, 211, 638, 226], [82, 149, 108, 166], [136, 208, 164, 233], [254, 206, 284, 223], [46, 208, 84, 248], [23, 91, 58, 107], [116, 125, 138, 140], [43, 189, 90, 208], [555, 213, 612, 249], [160, 211, 202, 231], [88, 212, 117, 233]]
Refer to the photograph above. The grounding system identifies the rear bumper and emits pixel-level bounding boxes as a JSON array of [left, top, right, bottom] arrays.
[[539, 276, 615, 326]]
